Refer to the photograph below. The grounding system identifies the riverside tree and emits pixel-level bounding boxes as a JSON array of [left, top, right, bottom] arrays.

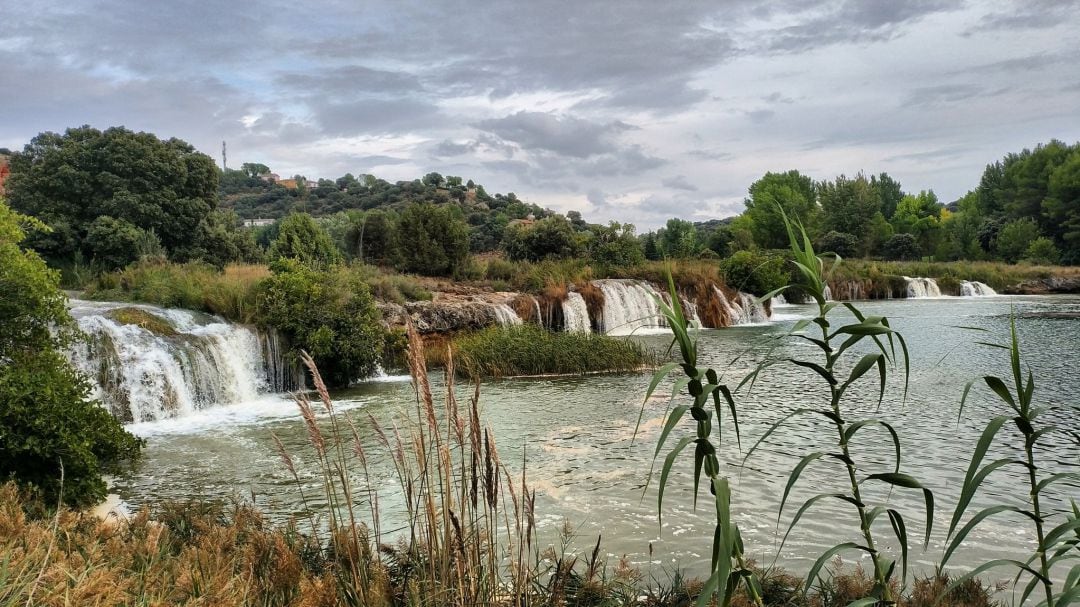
[[5, 126, 221, 268], [0, 199, 142, 507]]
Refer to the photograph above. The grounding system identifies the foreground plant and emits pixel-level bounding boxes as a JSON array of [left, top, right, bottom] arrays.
[[644, 209, 933, 607], [939, 318, 1080, 607]]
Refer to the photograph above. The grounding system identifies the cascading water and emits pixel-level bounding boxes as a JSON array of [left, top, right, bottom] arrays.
[[711, 287, 770, 326], [960, 281, 997, 296], [904, 277, 941, 298], [67, 300, 283, 423], [492, 304, 523, 326], [593, 279, 666, 335], [561, 292, 592, 332]]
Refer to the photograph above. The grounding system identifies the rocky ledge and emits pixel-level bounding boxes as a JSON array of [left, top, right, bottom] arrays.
[[1004, 277, 1080, 295]]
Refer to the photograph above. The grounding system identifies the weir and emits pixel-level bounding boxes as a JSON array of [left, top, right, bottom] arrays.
[[67, 300, 291, 423], [960, 280, 997, 296], [904, 277, 942, 298], [561, 292, 592, 332]]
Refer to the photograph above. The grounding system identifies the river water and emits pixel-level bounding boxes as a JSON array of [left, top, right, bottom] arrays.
[[110, 295, 1080, 582]]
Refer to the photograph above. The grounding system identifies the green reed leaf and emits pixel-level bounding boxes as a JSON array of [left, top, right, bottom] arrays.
[[864, 473, 933, 546], [806, 543, 868, 593], [845, 420, 901, 474], [948, 415, 1011, 539], [887, 508, 909, 586], [984, 376, 1018, 411]]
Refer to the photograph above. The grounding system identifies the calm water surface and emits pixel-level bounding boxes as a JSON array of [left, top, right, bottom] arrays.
[[112, 295, 1080, 581]]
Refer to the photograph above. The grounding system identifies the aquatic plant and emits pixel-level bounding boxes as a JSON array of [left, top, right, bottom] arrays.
[[447, 324, 657, 378], [644, 209, 933, 606], [939, 317, 1080, 607]]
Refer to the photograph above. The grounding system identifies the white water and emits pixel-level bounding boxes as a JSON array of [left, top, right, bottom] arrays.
[[562, 292, 592, 332], [960, 280, 997, 297], [711, 287, 771, 326], [594, 279, 666, 335], [904, 276, 942, 298], [492, 304, 523, 326], [68, 300, 272, 423]]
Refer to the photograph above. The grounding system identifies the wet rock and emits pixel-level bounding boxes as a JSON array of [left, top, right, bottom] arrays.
[[1004, 277, 1080, 295]]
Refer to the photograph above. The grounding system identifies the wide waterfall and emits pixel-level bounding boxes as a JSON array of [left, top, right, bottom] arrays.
[[960, 280, 997, 296], [67, 300, 284, 423], [594, 279, 666, 335], [562, 292, 592, 332], [492, 304, 523, 326], [904, 276, 941, 298]]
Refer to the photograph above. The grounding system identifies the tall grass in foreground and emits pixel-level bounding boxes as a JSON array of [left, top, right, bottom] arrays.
[[938, 318, 1079, 607], [440, 324, 658, 378], [644, 210, 934, 607]]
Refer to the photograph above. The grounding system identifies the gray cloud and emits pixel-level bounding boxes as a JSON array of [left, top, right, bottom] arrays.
[[968, 0, 1080, 33], [760, 0, 959, 52], [662, 175, 699, 191], [475, 112, 636, 158]]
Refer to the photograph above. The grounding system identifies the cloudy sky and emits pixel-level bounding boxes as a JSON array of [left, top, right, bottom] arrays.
[[3, 1, 1078, 228]]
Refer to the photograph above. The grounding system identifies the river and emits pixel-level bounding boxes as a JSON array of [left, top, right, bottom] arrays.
[[105, 294, 1080, 582]]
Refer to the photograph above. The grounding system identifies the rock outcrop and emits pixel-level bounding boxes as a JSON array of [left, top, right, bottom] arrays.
[[1004, 277, 1080, 295]]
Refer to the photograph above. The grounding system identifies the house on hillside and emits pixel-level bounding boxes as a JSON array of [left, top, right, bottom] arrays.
[[276, 178, 318, 190], [259, 172, 280, 183]]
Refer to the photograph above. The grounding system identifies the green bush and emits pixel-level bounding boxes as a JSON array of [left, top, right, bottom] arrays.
[[256, 259, 386, 387], [719, 250, 787, 296], [452, 325, 655, 378], [269, 212, 341, 267], [882, 233, 921, 260], [396, 203, 470, 277], [1024, 236, 1060, 265], [815, 230, 860, 258], [0, 199, 142, 508]]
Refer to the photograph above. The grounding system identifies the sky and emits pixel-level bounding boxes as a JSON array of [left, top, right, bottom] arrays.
[[2, 0, 1079, 229]]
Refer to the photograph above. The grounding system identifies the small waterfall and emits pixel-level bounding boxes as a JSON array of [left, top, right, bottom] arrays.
[[823, 285, 833, 301], [711, 288, 770, 326], [773, 294, 788, 306], [67, 301, 281, 423], [594, 279, 666, 335], [492, 304, 523, 326], [960, 281, 997, 297], [561, 292, 592, 332], [904, 276, 941, 298], [680, 295, 703, 328]]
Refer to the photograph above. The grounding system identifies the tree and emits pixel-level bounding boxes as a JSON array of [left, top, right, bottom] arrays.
[[891, 191, 942, 255], [996, 217, 1040, 263], [642, 233, 661, 261], [719, 250, 787, 296], [257, 259, 385, 388], [882, 233, 921, 260], [1043, 149, 1080, 263], [85, 216, 150, 269], [871, 172, 904, 219], [186, 209, 262, 267], [659, 218, 702, 258], [588, 222, 644, 267], [396, 203, 470, 277], [345, 209, 400, 265], [6, 126, 218, 263], [815, 231, 860, 258], [240, 162, 270, 178], [744, 170, 818, 248], [1025, 237, 1060, 265], [820, 174, 882, 253], [503, 215, 581, 262], [269, 213, 341, 267], [422, 172, 444, 187], [0, 199, 142, 507]]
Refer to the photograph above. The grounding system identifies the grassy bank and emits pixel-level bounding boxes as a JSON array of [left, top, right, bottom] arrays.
[[430, 324, 658, 378]]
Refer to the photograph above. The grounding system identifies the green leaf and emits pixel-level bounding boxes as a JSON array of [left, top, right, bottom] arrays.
[[806, 543, 868, 592], [1035, 473, 1080, 496], [656, 436, 693, 526], [778, 452, 825, 525], [864, 473, 934, 546], [943, 559, 1050, 600], [1044, 517, 1080, 550], [633, 361, 682, 446], [983, 375, 1017, 411], [887, 509, 909, 586], [843, 353, 882, 388], [845, 420, 901, 474], [941, 505, 1038, 569], [654, 405, 690, 458], [947, 416, 1011, 539]]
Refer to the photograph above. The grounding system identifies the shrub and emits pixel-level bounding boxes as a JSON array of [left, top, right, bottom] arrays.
[[815, 230, 860, 258], [995, 218, 1039, 263], [719, 250, 787, 295], [503, 215, 582, 262], [883, 233, 921, 260], [268, 212, 341, 267], [256, 259, 386, 387], [396, 203, 470, 277], [1024, 236, 1060, 265], [451, 324, 655, 378], [85, 215, 148, 269], [0, 199, 142, 507]]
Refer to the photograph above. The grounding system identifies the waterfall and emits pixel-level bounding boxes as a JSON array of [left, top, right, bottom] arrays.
[[680, 295, 703, 328], [562, 292, 592, 332], [904, 276, 941, 298], [823, 285, 833, 301], [67, 300, 282, 423], [492, 304, 523, 326], [712, 288, 770, 326], [594, 279, 665, 335], [960, 280, 997, 296], [773, 294, 788, 306]]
